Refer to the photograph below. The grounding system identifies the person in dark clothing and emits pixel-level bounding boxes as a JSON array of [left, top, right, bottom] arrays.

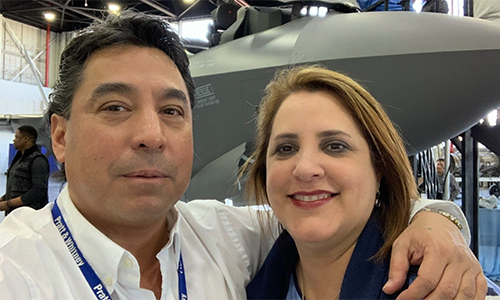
[[421, 0, 449, 14], [436, 158, 460, 201], [357, 0, 415, 11], [0, 125, 49, 215]]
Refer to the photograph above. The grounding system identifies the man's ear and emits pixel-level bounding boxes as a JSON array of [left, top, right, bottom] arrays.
[[51, 114, 67, 163]]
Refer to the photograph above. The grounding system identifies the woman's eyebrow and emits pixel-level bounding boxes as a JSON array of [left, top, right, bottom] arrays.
[[318, 130, 352, 139]]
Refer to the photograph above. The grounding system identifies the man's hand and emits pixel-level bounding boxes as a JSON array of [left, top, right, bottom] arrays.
[[383, 211, 488, 299], [0, 201, 8, 211]]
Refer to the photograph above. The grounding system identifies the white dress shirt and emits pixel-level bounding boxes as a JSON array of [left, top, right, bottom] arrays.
[[0, 185, 468, 300]]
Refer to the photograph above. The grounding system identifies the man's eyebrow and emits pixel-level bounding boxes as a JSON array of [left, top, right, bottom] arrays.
[[159, 88, 188, 106], [90, 82, 135, 98], [318, 130, 352, 139]]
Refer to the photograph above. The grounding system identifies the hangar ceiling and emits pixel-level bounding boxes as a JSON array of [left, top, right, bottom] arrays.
[[0, 0, 286, 32]]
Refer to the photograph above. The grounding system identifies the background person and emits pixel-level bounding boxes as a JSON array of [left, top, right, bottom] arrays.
[[245, 66, 486, 300], [0, 125, 49, 216], [421, 0, 449, 13], [436, 158, 461, 201], [356, 0, 415, 11], [0, 10, 486, 300]]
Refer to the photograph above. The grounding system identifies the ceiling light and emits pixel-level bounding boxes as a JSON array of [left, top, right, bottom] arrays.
[[44, 12, 55, 21], [108, 3, 121, 12], [309, 6, 318, 17], [487, 109, 497, 126], [318, 6, 328, 17]]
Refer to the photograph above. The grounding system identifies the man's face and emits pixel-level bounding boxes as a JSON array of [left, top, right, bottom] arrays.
[[13, 130, 28, 151], [51, 45, 193, 229], [436, 160, 445, 176]]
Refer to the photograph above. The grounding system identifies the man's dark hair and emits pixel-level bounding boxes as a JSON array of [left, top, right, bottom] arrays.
[[17, 125, 38, 143], [45, 10, 195, 181], [437, 158, 445, 163], [45, 9, 195, 124]]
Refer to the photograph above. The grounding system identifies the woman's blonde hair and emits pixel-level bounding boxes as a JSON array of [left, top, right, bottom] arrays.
[[241, 65, 419, 259]]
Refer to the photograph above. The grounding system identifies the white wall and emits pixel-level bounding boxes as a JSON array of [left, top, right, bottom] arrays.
[[0, 129, 13, 175], [1, 15, 68, 88]]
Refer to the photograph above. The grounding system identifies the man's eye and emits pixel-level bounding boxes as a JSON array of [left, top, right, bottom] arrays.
[[104, 105, 127, 112], [163, 108, 183, 116]]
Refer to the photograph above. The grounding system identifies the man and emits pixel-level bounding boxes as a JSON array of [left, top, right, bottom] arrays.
[[436, 158, 461, 201], [0, 125, 49, 216], [0, 11, 486, 299]]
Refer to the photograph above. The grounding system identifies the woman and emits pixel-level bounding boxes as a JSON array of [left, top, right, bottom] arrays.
[[244, 65, 425, 299]]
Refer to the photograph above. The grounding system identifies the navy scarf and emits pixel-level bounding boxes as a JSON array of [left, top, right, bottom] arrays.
[[246, 214, 411, 299]]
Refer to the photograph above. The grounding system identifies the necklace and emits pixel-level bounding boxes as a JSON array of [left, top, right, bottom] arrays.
[[297, 261, 340, 300]]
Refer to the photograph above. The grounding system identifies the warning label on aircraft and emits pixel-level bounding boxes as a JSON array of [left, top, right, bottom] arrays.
[[194, 84, 220, 109], [195, 84, 214, 99]]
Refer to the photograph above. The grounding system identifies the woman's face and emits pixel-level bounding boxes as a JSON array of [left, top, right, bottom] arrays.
[[266, 91, 380, 251]]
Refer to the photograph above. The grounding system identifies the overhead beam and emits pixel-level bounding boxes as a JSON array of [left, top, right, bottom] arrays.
[[34, 1, 90, 22], [178, 0, 201, 19], [60, 0, 72, 32], [140, 0, 177, 18], [0, 7, 53, 13], [2, 13, 47, 29], [40, 0, 100, 21]]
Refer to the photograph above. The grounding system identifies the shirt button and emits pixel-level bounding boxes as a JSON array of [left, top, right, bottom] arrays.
[[123, 257, 133, 269], [104, 277, 114, 287]]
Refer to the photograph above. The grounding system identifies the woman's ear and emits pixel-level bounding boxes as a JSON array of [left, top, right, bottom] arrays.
[[50, 114, 67, 163]]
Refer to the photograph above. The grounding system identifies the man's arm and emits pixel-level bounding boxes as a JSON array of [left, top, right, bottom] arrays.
[[0, 200, 9, 211], [383, 199, 487, 299], [0, 197, 22, 211]]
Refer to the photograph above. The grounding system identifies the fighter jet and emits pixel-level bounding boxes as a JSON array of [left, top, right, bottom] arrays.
[[184, 0, 500, 203]]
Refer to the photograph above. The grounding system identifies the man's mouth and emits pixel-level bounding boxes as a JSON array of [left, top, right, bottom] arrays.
[[123, 170, 167, 178]]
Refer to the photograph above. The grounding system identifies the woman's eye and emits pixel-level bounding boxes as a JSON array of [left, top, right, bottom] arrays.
[[275, 145, 296, 155], [325, 142, 349, 152]]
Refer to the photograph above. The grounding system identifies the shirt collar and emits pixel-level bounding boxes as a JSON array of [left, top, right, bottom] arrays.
[[55, 184, 183, 294], [56, 185, 129, 294], [157, 203, 181, 262]]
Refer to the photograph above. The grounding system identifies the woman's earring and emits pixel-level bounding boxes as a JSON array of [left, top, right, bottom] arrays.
[[375, 190, 381, 208]]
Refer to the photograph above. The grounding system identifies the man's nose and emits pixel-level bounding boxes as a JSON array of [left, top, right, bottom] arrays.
[[131, 108, 167, 152], [292, 150, 325, 182]]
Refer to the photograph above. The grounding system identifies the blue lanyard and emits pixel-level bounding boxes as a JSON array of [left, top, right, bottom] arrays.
[[178, 252, 188, 300], [52, 201, 112, 300], [52, 200, 188, 300]]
